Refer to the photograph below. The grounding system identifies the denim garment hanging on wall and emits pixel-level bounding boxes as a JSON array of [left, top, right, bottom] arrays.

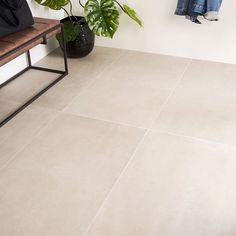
[[175, 0, 223, 24]]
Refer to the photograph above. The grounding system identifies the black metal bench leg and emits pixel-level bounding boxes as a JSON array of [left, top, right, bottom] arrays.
[[27, 50, 32, 67], [0, 24, 69, 128], [61, 24, 69, 75]]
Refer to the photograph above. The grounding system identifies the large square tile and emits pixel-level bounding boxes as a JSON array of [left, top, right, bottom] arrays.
[[64, 63, 172, 128], [178, 60, 236, 90], [63, 49, 190, 128], [152, 89, 236, 145], [105, 50, 190, 90], [0, 114, 145, 236], [86, 132, 236, 236], [0, 105, 58, 169], [37, 47, 125, 79], [177, 60, 236, 106], [0, 69, 58, 104], [33, 75, 94, 110], [0, 100, 20, 121]]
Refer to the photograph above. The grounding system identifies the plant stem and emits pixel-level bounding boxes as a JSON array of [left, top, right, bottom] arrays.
[[69, 1, 73, 16], [113, 0, 125, 12], [62, 7, 73, 24], [62, 5, 85, 27], [79, 0, 85, 8], [68, 1, 80, 24]]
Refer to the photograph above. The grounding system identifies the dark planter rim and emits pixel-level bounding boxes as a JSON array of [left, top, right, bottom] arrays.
[[61, 16, 87, 25]]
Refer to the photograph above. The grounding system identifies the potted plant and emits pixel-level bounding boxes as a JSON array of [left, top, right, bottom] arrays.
[[34, 0, 142, 58]]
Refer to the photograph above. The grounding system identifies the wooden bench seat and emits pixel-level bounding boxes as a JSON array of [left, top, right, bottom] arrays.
[[0, 17, 68, 127], [0, 17, 61, 66]]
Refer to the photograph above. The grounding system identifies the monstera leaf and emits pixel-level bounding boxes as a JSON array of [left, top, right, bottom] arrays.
[[84, 0, 119, 38], [56, 21, 80, 45], [34, 0, 70, 10], [123, 4, 142, 27]]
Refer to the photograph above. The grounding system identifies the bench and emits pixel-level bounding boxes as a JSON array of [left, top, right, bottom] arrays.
[[0, 17, 68, 128]]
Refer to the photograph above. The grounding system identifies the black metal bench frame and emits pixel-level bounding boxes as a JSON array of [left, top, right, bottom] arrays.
[[0, 24, 68, 128]]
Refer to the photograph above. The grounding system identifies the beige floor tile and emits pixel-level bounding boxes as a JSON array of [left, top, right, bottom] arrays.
[[63, 48, 190, 128], [103, 50, 190, 90], [0, 114, 145, 236], [37, 47, 125, 78], [64, 73, 172, 128], [0, 69, 58, 104], [86, 132, 236, 236], [152, 88, 236, 145], [177, 60, 236, 106], [0, 100, 20, 120], [33, 75, 93, 110], [0, 105, 58, 169], [2, 47, 236, 236], [34, 48, 66, 71]]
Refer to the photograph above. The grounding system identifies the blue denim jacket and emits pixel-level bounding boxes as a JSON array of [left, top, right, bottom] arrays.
[[175, 0, 222, 23]]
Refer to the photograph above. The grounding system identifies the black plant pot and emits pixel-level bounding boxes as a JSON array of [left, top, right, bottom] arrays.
[[61, 16, 95, 58]]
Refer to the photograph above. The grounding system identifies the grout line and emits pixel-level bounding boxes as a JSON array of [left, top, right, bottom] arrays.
[[0, 107, 61, 174], [82, 129, 149, 236], [82, 59, 193, 235], [62, 112, 149, 130], [62, 59, 193, 138], [147, 59, 192, 130], [149, 129, 236, 148], [60, 78, 97, 113], [0, 48, 138, 186], [63, 109, 236, 152], [61, 52, 124, 113], [62, 104, 236, 151]]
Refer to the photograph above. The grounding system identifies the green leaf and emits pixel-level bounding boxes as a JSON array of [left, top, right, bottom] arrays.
[[123, 4, 142, 27], [56, 21, 80, 45], [84, 0, 119, 38], [34, 0, 69, 10]]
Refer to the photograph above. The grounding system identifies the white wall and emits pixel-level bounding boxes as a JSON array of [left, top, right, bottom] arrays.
[[0, 0, 64, 84], [96, 0, 236, 64]]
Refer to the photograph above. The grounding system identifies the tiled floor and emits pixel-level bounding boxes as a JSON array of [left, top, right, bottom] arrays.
[[1, 47, 236, 236]]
